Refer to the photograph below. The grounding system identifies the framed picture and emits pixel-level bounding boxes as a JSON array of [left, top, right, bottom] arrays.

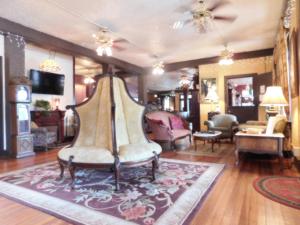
[[200, 77, 217, 103]]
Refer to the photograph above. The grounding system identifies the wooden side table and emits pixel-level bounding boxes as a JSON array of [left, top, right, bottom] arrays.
[[235, 132, 285, 169]]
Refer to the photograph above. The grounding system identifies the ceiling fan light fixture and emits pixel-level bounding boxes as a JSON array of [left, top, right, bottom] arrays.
[[152, 61, 165, 75], [218, 47, 234, 66], [93, 29, 113, 57]]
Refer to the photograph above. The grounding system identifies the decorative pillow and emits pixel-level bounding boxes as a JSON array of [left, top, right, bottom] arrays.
[[266, 115, 287, 135], [31, 121, 39, 129], [169, 116, 184, 130]]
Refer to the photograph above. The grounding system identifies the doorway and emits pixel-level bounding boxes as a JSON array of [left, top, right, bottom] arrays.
[[224, 73, 272, 123]]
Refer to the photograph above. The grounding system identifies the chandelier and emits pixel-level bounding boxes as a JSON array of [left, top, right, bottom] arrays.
[[179, 75, 191, 90], [93, 29, 113, 56], [192, 0, 213, 32], [218, 46, 234, 65], [39, 51, 61, 73], [152, 61, 165, 75]]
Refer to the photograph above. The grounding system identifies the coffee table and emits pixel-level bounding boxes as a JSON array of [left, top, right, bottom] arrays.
[[193, 131, 222, 152]]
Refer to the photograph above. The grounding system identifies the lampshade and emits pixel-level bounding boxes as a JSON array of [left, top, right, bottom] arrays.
[[205, 89, 219, 102], [260, 86, 288, 106]]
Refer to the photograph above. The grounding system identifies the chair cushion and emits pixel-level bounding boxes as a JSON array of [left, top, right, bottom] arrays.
[[171, 129, 191, 140], [210, 127, 228, 132], [58, 146, 115, 164], [169, 115, 184, 129], [119, 142, 162, 162]]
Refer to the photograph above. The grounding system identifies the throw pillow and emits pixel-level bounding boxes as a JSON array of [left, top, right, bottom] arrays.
[[31, 121, 39, 129], [169, 116, 184, 130]]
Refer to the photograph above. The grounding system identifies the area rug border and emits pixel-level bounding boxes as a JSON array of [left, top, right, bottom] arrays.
[[253, 176, 300, 210], [0, 158, 225, 225]]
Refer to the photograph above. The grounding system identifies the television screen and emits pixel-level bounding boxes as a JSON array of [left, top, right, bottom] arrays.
[[30, 69, 65, 95]]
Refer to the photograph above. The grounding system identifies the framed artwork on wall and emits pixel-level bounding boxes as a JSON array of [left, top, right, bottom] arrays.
[[200, 77, 217, 103]]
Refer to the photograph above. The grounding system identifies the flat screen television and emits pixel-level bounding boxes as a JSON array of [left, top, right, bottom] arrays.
[[30, 69, 65, 95]]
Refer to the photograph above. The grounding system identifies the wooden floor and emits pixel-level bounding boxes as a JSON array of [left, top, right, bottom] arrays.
[[0, 144, 299, 225]]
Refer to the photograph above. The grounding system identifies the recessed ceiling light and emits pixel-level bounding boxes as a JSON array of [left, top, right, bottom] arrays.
[[172, 21, 183, 30]]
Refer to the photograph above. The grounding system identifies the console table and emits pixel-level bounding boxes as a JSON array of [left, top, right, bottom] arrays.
[[31, 110, 65, 143], [235, 132, 285, 169]]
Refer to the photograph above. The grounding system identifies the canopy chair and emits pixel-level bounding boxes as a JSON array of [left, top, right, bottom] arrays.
[[57, 75, 162, 190]]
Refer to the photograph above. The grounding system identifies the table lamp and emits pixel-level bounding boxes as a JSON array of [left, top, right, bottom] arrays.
[[260, 86, 288, 117], [205, 89, 219, 112]]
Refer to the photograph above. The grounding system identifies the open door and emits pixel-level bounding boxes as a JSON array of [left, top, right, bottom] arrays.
[[225, 73, 272, 123]]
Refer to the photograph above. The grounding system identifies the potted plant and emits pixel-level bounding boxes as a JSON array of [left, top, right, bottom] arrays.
[[34, 100, 51, 115]]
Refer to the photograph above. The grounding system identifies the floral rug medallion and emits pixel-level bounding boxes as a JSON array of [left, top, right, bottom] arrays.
[[0, 158, 224, 225]]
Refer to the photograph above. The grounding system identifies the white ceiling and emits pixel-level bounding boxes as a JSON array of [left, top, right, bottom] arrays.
[[0, 0, 284, 67]]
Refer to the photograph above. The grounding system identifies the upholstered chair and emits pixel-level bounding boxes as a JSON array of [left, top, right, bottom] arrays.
[[204, 114, 239, 142], [31, 122, 57, 150], [57, 76, 162, 190]]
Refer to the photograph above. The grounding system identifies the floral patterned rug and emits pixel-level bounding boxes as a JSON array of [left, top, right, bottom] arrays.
[[0, 158, 224, 225]]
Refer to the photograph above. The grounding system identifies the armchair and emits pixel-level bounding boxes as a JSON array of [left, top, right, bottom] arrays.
[[31, 122, 57, 150], [57, 76, 161, 190], [204, 114, 238, 142]]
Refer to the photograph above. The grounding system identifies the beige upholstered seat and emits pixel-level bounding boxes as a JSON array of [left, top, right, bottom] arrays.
[[57, 76, 161, 190]]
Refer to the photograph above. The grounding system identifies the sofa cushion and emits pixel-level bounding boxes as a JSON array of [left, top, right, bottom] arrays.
[[58, 146, 115, 164], [148, 118, 165, 126], [169, 115, 184, 130], [119, 142, 162, 162], [171, 129, 191, 140]]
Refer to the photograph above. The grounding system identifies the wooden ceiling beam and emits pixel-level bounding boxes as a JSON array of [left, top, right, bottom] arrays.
[[145, 48, 274, 73], [0, 17, 144, 74]]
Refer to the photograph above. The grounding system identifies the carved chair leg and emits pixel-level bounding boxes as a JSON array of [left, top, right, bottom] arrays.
[[152, 160, 156, 181], [58, 161, 65, 179], [69, 165, 76, 189], [189, 135, 192, 144], [67, 156, 76, 189], [114, 157, 120, 191], [153, 151, 159, 169]]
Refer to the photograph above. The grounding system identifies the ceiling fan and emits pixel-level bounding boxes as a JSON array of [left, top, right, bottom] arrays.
[[174, 0, 237, 32], [92, 28, 129, 56]]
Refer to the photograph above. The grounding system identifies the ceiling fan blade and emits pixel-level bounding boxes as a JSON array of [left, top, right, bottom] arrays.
[[214, 15, 237, 22], [113, 45, 126, 51], [208, 0, 231, 12], [113, 38, 128, 44]]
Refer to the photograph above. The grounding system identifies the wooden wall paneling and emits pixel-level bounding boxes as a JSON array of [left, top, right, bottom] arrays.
[[0, 57, 3, 151]]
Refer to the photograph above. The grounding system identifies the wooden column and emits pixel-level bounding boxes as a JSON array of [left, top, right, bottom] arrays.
[[1, 36, 25, 156]]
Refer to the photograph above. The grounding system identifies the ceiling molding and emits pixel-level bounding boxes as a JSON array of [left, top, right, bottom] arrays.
[[145, 48, 274, 73], [0, 17, 144, 74]]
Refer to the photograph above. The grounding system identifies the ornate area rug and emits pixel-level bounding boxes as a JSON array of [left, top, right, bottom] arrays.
[[0, 158, 224, 225], [253, 176, 300, 210]]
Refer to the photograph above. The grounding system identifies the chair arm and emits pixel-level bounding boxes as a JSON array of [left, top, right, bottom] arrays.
[[31, 127, 48, 133], [204, 120, 214, 129]]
